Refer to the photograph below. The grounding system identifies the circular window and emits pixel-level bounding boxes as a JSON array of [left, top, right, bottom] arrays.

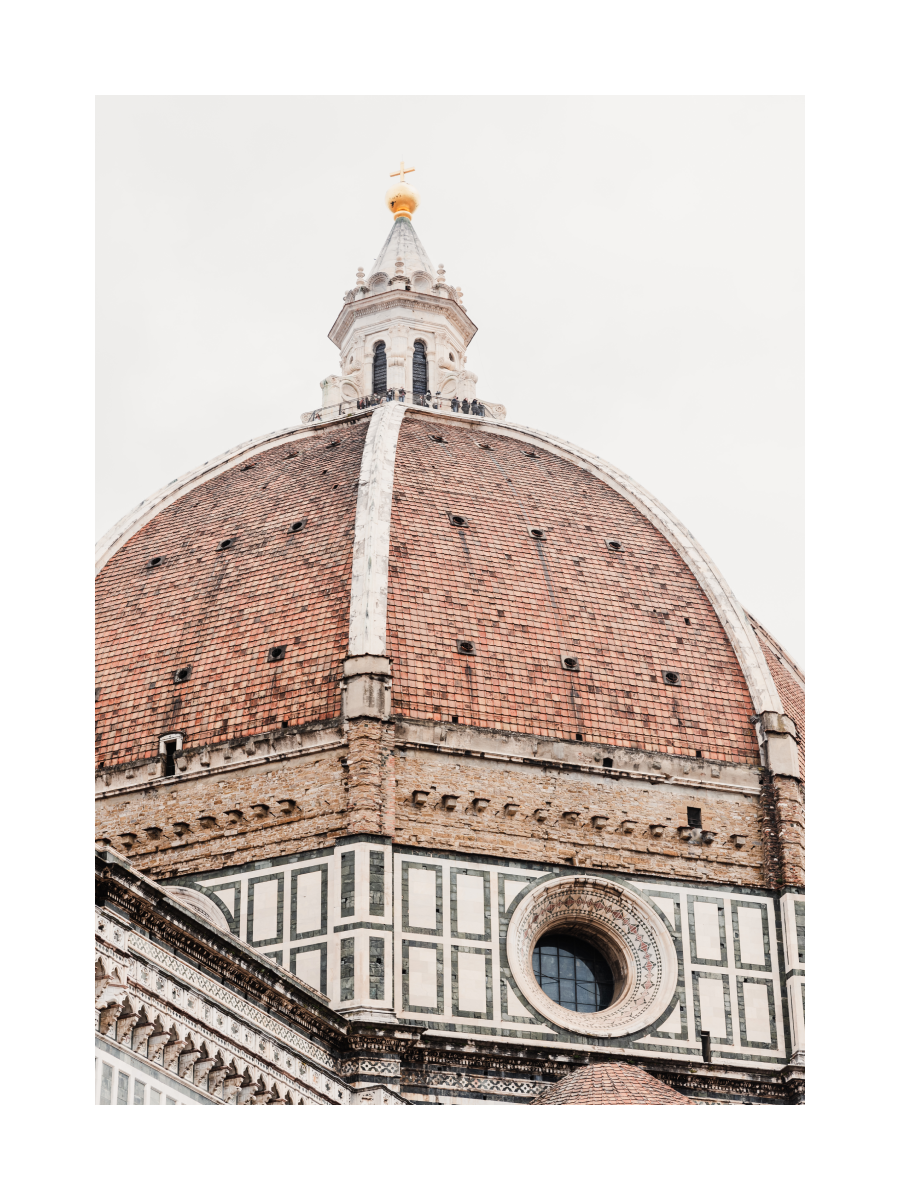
[[506, 875, 677, 1037], [532, 934, 614, 1012]]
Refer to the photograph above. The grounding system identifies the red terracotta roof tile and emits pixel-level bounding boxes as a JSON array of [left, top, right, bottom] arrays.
[[386, 419, 761, 763], [531, 1060, 694, 1105], [94, 424, 368, 767]]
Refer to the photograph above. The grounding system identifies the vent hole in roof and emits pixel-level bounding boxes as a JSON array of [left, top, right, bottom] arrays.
[[575, 733, 584, 742], [290, 518, 307, 533], [326, 439, 340, 448], [147, 556, 162, 568], [448, 513, 468, 528], [523, 450, 537, 458], [684, 617, 691, 625], [217, 538, 236, 551], [456, 640, 476, 655], [173, 666, 192, 684], [451, 715, 459, 724], [529, 527, 546, 540], [602, 757, 613, 768], [561, 654, 579, 671], [268, 646, 287, 663], [663, 670, 681, 686], [695, 750, 703, 758], [605, 538, 623, 551], [429, 435, 446, 444]]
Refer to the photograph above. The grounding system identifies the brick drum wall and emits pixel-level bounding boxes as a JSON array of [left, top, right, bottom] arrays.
[[387, 417, 760, 764]]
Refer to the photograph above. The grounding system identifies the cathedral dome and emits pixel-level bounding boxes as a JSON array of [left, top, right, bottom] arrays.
[[95, 403, 800, 778], [95, 179, 802, 796], [95, 175, 805, 1108]]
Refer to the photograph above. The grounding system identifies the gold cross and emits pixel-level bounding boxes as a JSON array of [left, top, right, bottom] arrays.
[[390, 161, 415, 183]]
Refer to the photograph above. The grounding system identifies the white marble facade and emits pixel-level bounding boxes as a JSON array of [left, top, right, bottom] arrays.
[[173, 840, 804, 1072]]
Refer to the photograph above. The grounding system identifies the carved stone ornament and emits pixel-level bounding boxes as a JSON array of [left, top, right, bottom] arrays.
[[504, 875, 678, 1037], [164, 886, 231, 933]]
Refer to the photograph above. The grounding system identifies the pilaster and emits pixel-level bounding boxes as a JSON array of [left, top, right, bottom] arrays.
[[343, 720, 396, 839]]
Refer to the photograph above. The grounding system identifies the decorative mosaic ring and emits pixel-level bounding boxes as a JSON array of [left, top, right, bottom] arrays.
[[505, 875, 678, 1037]]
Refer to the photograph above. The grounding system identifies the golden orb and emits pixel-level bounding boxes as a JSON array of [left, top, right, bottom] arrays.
[[385, 179, 420, 220]]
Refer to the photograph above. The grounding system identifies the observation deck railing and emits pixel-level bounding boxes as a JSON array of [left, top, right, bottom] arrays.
[[302, 391, 506, 425]]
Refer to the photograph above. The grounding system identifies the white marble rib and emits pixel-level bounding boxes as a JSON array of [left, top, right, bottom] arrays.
[[347, 402, 408, 658]]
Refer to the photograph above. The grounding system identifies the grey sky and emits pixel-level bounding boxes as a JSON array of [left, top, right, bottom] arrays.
[[97, 96, 803, 663]]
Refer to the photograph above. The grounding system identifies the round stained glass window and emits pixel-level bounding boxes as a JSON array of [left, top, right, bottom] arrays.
[[532, 934, 615, 1013]]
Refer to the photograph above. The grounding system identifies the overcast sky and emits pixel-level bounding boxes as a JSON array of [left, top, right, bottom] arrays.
[[97, 96, 803, 663]]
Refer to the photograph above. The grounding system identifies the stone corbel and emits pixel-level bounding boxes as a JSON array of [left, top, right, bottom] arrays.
[[95, 967, 128, 1011], [178, 1045, 202, 1078], [207, 1061, 228, 1093], [98, 1003, 122, 1036], [131, 1014, 155, 1055], [753, 711, 801, 778], [192, 1051, 216, 1087], [116, 1008, 141, 1044], [222, 1067, 245, 1103], [162, 1029, 186, 1071], [147, 1021, 170, 1061], [342, 655, 392, 721]]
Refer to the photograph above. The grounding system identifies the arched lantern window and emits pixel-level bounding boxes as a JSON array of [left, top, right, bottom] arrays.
[[412, 340, 428, 396], [372, 341, 387, 394]]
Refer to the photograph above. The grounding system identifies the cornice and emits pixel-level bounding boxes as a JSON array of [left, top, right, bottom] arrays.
[[328, 290, 478, 349], [96, 852, 347, 1040]]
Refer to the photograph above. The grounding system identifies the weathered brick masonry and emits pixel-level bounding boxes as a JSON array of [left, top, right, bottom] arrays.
[[387, 418, 761, 763], [95, 421, 369, 770]]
